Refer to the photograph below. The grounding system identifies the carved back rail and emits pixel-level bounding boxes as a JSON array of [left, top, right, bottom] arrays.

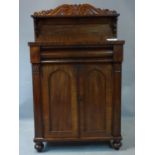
[[32, 4, 119, 44]]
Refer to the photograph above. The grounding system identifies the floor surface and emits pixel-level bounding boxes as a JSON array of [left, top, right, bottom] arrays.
[[19, 117, 134, 155]]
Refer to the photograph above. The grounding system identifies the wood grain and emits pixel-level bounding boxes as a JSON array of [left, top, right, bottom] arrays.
[[79, 64, 113, 138], [41, 64, 78, 138], [28, 4, 125, 151]]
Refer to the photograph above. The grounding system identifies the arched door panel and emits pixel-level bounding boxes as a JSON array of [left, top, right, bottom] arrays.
[[41, 64, 78, 139], [79, 64, 113, 138]]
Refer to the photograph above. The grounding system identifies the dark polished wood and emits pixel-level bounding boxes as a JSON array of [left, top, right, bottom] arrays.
[[79, 64, 113, 138], [28, 4, 124, 152], [41, 64, 78, 139], [32, 4, 119, 43], [111, 139, 122, 150], [34, 142, 44, 152], [32, 4, 119, 17]]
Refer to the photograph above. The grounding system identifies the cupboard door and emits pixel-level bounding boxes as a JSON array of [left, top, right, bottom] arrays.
[[41, 64, 78, 139], [79, 64, 113, 138]]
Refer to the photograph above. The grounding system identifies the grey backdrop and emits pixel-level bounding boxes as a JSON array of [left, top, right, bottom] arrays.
[[19, 0, 135, 119]]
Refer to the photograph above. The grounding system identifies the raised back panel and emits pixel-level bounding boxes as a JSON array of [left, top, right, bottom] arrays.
[[32, 4, 119, 43], [36, 23, 114, 43]]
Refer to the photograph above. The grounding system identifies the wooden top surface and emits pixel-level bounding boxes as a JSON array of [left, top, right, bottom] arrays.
[[28, 40, 125, 47]]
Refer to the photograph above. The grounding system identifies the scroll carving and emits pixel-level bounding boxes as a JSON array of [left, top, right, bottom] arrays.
[[33, 4, 118, 17]]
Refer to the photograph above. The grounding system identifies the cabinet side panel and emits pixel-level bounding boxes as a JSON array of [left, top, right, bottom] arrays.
[[32, 64, 43, 140], [112, 63, 122, 138]]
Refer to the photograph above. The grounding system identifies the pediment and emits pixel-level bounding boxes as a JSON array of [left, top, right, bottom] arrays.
[[33, 4, 118, 17]]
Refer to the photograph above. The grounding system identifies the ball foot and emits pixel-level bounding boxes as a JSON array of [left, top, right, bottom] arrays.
[[34, 142, 44, 152], [111, 140, 122, 150]]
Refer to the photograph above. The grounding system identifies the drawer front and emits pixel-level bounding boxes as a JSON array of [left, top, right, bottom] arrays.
[[41, 49, 113, 60], [40, 48, 113, 64]]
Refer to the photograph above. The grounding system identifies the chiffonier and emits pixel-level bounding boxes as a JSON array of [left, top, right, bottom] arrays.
[[28, 4, 125, 152]]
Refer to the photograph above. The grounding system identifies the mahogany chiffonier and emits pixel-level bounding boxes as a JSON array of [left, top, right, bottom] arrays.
[[28, 4, 125, 152]]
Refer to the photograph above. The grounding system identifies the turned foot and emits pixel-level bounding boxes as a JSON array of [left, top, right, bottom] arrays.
[[111, 140, 122, 150], [34, 142, 44, 152]]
